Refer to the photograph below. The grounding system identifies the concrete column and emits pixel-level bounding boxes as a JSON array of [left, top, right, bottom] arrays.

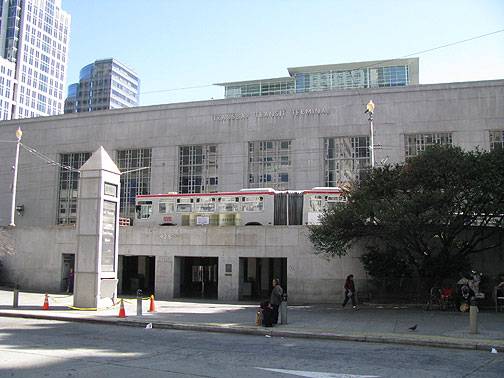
[[469, 299, 479, 334], [155, 256, 174, 300], [73, 147, 121, 309], [218, 256, 239, 301]]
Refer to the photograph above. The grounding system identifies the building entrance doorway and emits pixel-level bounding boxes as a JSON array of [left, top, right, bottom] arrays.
[[118, 256, 155, 296], [175, 257, 218, 299], [239, 257, 287, 301]]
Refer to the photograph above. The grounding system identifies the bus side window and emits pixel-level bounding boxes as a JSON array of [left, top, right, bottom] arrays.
[[242, 196, 264, 212], [326, 195, 347, 210], [218, 196, 239, 212], [177, 203, 192, 212], [196, 202, 215, 213]]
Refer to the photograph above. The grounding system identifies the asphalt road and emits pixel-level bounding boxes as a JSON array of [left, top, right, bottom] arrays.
[[0, 318, 502, 378]]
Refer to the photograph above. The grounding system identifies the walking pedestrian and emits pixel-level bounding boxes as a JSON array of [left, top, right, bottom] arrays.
[[342, 274, 357, 309], [270, 278, 283, 324]]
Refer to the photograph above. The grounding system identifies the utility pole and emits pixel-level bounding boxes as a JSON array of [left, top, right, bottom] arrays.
[[9, 127, 22, 227], [365, 100, 375, 168]]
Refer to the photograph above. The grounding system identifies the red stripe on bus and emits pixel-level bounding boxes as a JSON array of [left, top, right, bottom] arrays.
[[303, 191, 344, 195], [137, 191, 276, 198]]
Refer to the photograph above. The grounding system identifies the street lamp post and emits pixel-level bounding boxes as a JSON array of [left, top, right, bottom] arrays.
[[366, 100, 375, 168], [9, 127, 22, 227]]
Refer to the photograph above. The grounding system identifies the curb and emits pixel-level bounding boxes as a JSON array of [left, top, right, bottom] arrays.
[[0, 311, 502, 352]]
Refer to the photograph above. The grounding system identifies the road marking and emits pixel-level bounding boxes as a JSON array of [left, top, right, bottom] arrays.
[[255, 368, 380, 378]]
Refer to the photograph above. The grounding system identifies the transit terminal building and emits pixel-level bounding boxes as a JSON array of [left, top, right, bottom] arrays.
[[0, 61, 503, 303]]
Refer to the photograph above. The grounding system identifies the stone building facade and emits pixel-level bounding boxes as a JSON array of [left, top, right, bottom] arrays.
[[0, 79, 503, 302]]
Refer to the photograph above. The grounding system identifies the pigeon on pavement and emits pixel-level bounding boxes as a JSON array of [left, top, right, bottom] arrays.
[[408, 324, 418, 331]]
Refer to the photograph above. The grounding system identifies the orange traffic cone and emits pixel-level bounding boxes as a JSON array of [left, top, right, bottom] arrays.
[[42, 293, 49, 310], [148, 295, 156, 313], [118, 299, 126, 318]]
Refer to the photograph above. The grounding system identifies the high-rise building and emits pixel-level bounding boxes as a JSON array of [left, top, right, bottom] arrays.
[[0, 0, 71, 120], [0, 58, 15, 120], [216, 58, 419, 98], [64, 58, 140, 113]]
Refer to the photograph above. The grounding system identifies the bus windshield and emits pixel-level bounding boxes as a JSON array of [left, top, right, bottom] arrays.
[[159, 200, 175, 214], [136, 201, 152, 219], [309, 197, 324, 212]]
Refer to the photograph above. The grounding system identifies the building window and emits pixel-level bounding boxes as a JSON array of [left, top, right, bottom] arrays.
[[116, 148, 152, 218], [293, 65, 409, 93], [179, 145, 218, 193], [324, 136, 370, 186], [372, 66, 409, 87], [404, 132, 453, 158], [57, 152, 91, 224], [489, 130, 504, 151], [248, 140, 291, 190]]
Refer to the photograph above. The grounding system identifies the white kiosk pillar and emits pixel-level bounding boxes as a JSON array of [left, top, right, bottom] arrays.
[[73, 147, 121, 309]]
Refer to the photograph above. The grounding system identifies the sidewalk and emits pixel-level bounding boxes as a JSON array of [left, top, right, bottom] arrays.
[[0, 289, 503, 352]]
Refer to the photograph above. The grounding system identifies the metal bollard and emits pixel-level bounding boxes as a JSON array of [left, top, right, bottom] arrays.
[[280, 293, 288, 324], [136, 289, 143, 316], [13, 287, 19, 308], [469, 298, 478, 334]]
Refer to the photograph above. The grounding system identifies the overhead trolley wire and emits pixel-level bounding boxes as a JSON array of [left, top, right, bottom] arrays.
[[137, 28, 504, 102], [4, 29, 502, 190]]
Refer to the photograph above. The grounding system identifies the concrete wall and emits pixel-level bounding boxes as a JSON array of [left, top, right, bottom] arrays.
[[1, 226, 75, 292], [1, 225, 365, 304], [1, 224, 502, 304]]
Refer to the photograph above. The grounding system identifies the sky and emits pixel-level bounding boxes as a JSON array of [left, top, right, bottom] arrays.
[[63, 0, 504, 106]]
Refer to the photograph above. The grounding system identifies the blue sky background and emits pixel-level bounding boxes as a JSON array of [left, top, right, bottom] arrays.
[[63, 0, 504, 106]]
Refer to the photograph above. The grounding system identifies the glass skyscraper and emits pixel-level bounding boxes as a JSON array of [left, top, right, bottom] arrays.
[[64, 58, 140, 113], [0, 0, 71, 119], [217, 58, 419, 98], [0, 58, 15, 120]]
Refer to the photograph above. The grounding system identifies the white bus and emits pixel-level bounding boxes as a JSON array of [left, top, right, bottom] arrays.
[[302, 187, 347, 225], [135, 189, 277, 226], [134, 187, 346, 227]]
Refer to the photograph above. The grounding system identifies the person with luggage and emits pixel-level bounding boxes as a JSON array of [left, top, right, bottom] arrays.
[[260, 301, 273, 327], [270, 278, 283, 324]]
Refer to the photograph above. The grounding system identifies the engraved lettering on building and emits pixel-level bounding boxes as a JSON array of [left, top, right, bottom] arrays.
[[292, 108, 329, 116], [212, 113, 250, 121], [255, 109, 287, 119]]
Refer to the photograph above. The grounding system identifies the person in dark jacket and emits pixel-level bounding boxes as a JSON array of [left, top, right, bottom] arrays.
[[270, 278, 283, 324], [67, 268, 74, 293], [342, 274, 357, 308]]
